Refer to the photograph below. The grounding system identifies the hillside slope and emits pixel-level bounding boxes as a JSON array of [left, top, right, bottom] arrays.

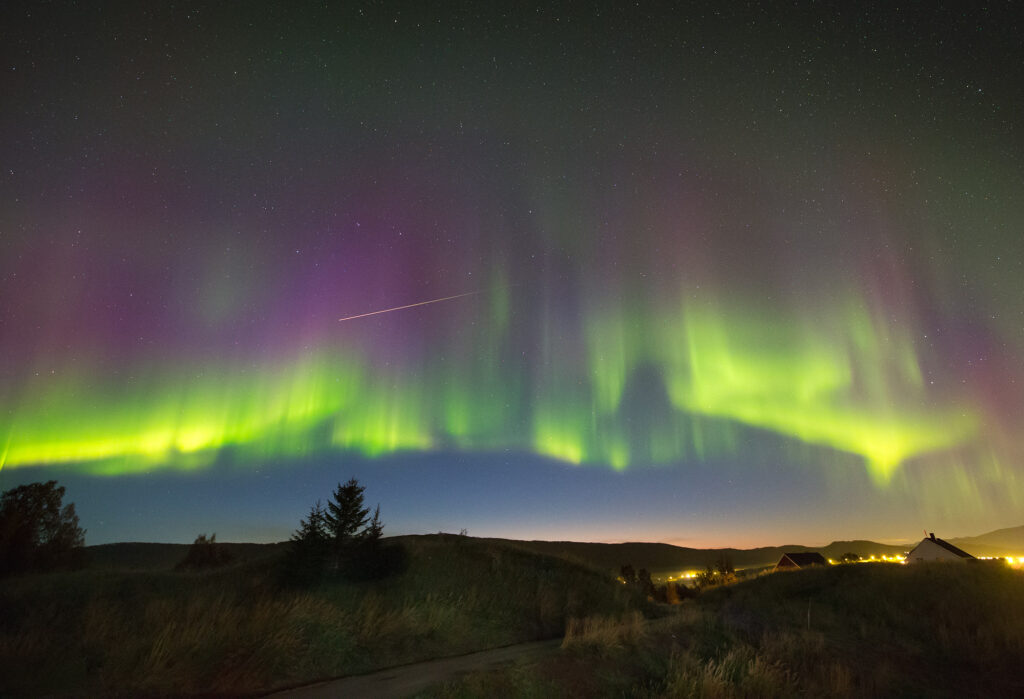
[[950, 525, 1024, 556], [85, 541, 288, 570], [495, 537, 907, 574], [83, 523, 1023, 577], [431, 561, 1024, 698], [1, 534, 638, 696]]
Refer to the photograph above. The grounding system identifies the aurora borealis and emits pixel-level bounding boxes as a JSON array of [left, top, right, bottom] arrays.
[[2, 3, 1022, 545]]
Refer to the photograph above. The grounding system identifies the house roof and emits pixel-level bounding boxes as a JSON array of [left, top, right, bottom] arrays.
[[778, 552, 827, 567], [915, 536, 974, 559]]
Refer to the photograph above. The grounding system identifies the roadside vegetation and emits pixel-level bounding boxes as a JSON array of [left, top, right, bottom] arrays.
[[7, 478, 1021, 696], [427, 562, 1024, 697], [0, 477, 638, 695], [0, 531, 639, 695]]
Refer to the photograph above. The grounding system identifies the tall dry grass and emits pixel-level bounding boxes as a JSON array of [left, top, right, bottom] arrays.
[[429, 561, 1024, 697], [657, 562, 1024, 697], [0, 534, 639, 695], [662, 646, 793, 699], [561, 611, 646, 653]]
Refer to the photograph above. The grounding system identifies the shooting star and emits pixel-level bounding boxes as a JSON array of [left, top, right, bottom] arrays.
[[338, 290, 481, 322]]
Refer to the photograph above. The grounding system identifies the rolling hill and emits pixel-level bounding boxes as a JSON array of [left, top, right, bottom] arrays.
[[85, 541, 288, 570], [496, 538, 908, 576], [3, 534, 637, 696], [82, 524, 1022, 574], [950, 525, 1024, 557]]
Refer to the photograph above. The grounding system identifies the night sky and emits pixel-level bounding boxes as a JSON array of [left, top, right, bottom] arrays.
[[2, 3, 1022, 547]]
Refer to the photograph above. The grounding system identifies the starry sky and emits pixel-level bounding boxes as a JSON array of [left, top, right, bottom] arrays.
[[2, 2, 1022, 547]]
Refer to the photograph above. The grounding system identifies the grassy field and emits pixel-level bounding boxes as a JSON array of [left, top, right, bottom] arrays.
[[0, 534, 640, 696], [427, 562, 1024, 697]]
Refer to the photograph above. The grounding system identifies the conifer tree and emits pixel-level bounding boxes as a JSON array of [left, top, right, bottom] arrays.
[[324, 478, 370, 545], [286, 478, 387, 582], [286, 501, 330, 582], [292, 501, 329, 547], [365, 504, 384, 541]]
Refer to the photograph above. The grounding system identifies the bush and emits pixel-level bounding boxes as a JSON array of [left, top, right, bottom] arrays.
[[175, 534, 233, 571], [562, 611, 646, 654]]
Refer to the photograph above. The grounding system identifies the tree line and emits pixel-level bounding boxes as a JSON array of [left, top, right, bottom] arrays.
[[0, 476, 403, 583], [285, 477, 404, 583]]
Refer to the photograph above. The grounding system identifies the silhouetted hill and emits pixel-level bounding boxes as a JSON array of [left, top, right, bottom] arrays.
[[85, 541, 287, 570], [83, 524, 1022, 573], [5, 533, 635, 695], [493, 538, 907, 575], [950, 525, 1024, 557], [500, 526, 1023, 573]]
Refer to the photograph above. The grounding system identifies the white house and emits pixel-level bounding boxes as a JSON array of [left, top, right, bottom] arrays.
[[905, 533, 974, 564]]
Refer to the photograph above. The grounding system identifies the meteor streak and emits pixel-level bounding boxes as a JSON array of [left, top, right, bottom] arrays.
[[338, 291, 481, 322]]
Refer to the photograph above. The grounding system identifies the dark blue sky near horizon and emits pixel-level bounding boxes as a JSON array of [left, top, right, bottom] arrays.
[[2, 2, 1023, 546], [37, 447, 907, 548]]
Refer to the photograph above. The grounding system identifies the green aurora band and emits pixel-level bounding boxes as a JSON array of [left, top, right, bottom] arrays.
[[0, 288, 978, 486]]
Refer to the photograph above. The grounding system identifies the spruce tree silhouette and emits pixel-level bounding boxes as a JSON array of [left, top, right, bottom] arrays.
[[324, 478, 370, 546]]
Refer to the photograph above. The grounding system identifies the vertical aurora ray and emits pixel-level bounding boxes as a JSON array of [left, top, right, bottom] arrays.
[[661, 297, 976, 483], [0, 4, 1019, 527], [0, 282, 980, 484], [1, 351, 367, 473], [0, 275, 985, 488], [2, 2, 1023, 548]]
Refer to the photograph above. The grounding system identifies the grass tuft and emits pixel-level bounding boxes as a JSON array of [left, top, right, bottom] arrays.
[[561, 611, 646, 653]]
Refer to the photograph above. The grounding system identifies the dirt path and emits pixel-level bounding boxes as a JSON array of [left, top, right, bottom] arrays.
[[266, 638, 562, 699]]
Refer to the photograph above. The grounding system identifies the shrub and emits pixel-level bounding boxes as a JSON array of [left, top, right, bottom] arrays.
[[562, 611, 646, 654], [175, 534, 233, 571]]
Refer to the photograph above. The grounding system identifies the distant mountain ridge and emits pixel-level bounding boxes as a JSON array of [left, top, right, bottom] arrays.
[[463, 524, 1024, 574], [499, 538, 909, 574], [84, 525, 1022, 573], [949, 525, 1024, 557]]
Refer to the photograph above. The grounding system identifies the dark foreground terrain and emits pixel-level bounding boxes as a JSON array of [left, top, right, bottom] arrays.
[[2, 536, 1022, 697], [428, 561, 1024, 698], [0, 534, 638, 695]]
